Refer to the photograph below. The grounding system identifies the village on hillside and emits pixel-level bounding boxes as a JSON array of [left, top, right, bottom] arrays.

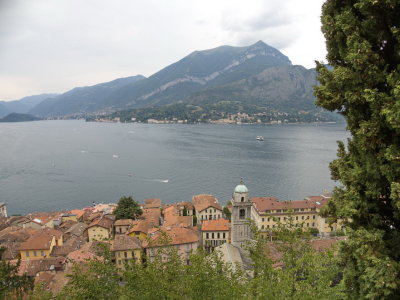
[[0, 181, 346, 294]]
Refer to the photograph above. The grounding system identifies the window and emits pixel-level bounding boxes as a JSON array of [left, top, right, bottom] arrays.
[[241, 197, 244, 202], [313, 215, 316, 219], [118, 260, 122, 265], [267, 225, 270, 229], [119, 228, 122, 233], [26, 251, 29, 257], [206, 233, 209, 239], [214, 209, 216, 213], [209, 215, 212, 220], [33, 251, 37, 257], [239, 209, 245, 219], [267, 217, 270, 222], [312, 223, 315, 227], [217, 232, 220, 239], [306, 223, 309, 227], [212, 233, 214, 239], [118, 252, 121, 257], [40, 251, 44, 256], [223, 232, 226, 238], [205, 209, 207, 213], [302, 216, 304, 220], [124, 251, 127, 258], [296, 216, 298, 220], [262, 218, 264, 222], [261, 225, 264, 229], [273, 225, 275, 228]]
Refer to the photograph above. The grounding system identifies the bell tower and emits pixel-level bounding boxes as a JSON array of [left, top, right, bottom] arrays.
[[231, 179, 252, 249]]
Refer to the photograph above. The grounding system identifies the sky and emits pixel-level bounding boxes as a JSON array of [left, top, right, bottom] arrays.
[[0, 0, 327, 101]]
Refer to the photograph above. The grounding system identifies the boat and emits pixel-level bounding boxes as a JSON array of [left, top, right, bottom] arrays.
[[256, 136, 264, 141]]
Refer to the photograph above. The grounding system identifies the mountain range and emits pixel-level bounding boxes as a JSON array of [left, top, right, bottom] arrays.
[[1, 41, 340, 122]]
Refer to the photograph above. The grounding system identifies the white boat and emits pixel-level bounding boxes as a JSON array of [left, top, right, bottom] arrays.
[[256, 136, 264, 141]]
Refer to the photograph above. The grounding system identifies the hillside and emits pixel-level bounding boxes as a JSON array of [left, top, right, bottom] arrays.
[[0, 113, 42, 122], [6, 40, 340, 122]]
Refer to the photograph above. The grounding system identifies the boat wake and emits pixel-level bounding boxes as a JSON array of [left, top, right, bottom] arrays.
[[112, 154, 119, 159]]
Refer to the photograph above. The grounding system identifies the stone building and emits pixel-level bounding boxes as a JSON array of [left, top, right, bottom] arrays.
[[231, 179, 253, 249]]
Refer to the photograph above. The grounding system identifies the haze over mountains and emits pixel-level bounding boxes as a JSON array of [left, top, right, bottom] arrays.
[[1, 41, 339, 121]]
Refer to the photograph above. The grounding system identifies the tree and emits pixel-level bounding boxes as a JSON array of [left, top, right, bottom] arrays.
[[114, 196, 142, 220], [223, 206, 232, 221], [0, 259, 33, 299], [315, 1, 400, 298]]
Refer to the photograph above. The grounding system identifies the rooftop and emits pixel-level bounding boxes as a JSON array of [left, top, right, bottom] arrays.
[[112, 235, 141, 251], [201, 218, 230, 231], [192, 194, 222, 213]]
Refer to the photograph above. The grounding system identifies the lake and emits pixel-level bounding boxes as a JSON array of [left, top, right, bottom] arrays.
[[0, 120, 349, 215]]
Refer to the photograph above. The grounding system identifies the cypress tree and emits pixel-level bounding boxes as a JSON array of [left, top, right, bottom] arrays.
[[315, 1, 400, 298]]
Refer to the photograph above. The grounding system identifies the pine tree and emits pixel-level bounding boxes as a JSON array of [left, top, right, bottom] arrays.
[[114, 196, 142, 220], [315, 1, 400, 298]]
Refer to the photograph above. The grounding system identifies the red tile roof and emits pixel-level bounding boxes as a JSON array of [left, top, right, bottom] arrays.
[[251, 196, 329, 213], [112, 235, 141, 251], [201, 218, 230, 231], [144, 198, 161, 209], [87, 217, 113, 230], [192, 194, 222, 213], [145, 227, 199, 248]]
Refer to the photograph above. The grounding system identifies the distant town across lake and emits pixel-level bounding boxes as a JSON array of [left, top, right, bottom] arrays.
[[0, 120, 349, 215]]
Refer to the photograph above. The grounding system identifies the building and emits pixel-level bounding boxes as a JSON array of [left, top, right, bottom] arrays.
[[251, 194, 344, 238], [192, 194, 223, 224], [126, 220, 153, 240], [201, 218, 230, 253], [86, 217, 113, 241], [112, 235, 142, 269], [145, 227, 199, 264], [231, 179, 253, 249], [114, 219, 134, 234], [0, 203, 7, 218], [19, 229, 63, 260]]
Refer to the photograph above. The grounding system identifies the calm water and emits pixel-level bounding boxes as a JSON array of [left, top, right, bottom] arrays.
[[0, 120, 349, 215]]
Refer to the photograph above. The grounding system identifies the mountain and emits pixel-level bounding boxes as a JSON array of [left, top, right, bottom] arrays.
[[30, 75, 146, 117], [0, 113, 42, 122], [0, 94, 58, 116], [30, 41, 297, 117], [0, 102, 11, 118]]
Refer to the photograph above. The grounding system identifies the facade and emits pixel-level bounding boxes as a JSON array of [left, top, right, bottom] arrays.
[[86, 217, 113, 241], [231, 180, 253, 249], [201, 218, 230, 253], [114, 219, 134, 234], [0, 203, 7, 218], [112, 235, 142, 269], [192, 194, 223, 224], [19, 229, 63, 260], [145, 227, 199, 264], [251, 195, 344, 238]]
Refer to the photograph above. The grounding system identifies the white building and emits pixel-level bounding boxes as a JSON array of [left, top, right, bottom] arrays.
[[0, 203, 7, 218]]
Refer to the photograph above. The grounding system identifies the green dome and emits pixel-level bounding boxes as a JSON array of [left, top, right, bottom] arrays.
[[234, 179, 248, 193]]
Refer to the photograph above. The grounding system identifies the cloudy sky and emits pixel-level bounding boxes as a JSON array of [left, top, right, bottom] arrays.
[[0, 0, 326, 101]]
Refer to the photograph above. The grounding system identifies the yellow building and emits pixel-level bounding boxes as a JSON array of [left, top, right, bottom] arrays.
[[19, 228, 63, 260], [126, 220, 152, 240], [114, 219, 134, 235], [201, 218, 230, 253], [251, 195, 344, 238], [112, 235, 142, 269], [86, 217, 114, 241]]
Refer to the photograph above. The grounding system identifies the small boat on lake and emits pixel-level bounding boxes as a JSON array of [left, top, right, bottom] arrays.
[[256, 136, 264, 141]]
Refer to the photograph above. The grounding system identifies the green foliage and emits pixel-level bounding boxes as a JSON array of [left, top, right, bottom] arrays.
[[0, 259, 33, 300], [223, 206, 232, 221], [114, 196, 143, 220], [58, 247, 119, 300], [248, 215, 343, 299], [315, 0, 400, 298]]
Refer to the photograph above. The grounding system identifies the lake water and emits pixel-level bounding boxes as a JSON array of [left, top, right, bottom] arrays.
[[0, 120, 349, 215]]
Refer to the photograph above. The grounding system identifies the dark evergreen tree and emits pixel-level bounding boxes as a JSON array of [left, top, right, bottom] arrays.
[[315, 1, 400, 298], [114, 196, 142, 220]]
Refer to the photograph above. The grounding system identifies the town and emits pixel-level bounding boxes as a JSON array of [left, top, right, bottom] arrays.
[[0, 180, 345, 294]]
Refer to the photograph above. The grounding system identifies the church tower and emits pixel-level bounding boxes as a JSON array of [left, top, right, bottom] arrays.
[[231, 179, 253, 249]]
